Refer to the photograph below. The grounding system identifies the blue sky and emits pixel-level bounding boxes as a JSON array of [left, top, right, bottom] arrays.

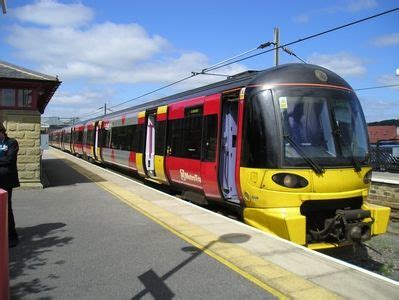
[[1, 0, 398, 122]]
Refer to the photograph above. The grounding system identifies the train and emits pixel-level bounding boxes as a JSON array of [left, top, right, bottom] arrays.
[[49, 63, 390, 249]]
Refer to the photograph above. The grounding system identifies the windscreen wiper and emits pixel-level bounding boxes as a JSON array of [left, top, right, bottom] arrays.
[[284, 135, 325, 175], [330, 109, 362, 173], [350, 153, 362, 172]]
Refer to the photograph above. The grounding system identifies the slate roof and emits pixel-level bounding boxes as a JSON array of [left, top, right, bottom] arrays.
[[0, 60, 58, 81], [0, 60, 61, 114]]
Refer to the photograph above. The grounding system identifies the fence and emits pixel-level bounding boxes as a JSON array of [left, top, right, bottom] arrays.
[[370, 140, 399, 172]]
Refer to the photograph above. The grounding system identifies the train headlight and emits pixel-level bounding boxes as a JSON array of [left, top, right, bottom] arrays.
[[363, 170, 372, 184], [283, 174, 298, 187], [272, 173, 308, 188]]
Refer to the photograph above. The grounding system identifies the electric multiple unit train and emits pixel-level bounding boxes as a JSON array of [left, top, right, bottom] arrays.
[[50, 63, 390, 249]]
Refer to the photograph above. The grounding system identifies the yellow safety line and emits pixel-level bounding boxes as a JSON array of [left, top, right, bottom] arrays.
[[49, 149, 340, 299]]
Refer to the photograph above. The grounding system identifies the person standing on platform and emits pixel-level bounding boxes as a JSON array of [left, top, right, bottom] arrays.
[[0, 122, 20, 248]]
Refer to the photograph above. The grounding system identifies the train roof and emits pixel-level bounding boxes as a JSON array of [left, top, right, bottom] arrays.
[[84, 63, 352, 123], [248, 63, 352, 89]]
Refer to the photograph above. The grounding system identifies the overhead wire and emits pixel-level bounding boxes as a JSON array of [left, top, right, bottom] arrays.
[[203, 7, 399, 72], [109, 74, 197, 110], [355, 83, 399, 91], [107, 41, 275, 112], [74, 7, 398, 120]]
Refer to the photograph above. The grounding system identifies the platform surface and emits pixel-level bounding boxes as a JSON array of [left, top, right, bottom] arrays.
[[9, 149, 399, 299], [372, 171, 399, 184]]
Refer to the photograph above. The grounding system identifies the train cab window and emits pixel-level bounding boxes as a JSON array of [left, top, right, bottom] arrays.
[[242, 90, 277, 168], [202, 114, 218, 162], [277, 88, 369, 167]]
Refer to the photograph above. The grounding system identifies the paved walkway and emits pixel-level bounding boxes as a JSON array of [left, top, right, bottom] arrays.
[[9, 149, 399, 299]]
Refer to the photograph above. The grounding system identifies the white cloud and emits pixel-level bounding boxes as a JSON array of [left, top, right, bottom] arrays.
[[293, 14, 310, 24], [7, 0, 249, 118], [372, 33, 399, 47], [12, 0, 94, 27], [7, 1, 246, 87], [345, 0, 378, 12], [7, 23, 169, 82], [47, 89, 114, 118], [307, 52, 367, 77], [294, 0, 378, 23], [358, 97, 399, 122]]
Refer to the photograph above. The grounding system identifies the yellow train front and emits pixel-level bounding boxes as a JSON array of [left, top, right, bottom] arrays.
[[238, 64, 390, 249]]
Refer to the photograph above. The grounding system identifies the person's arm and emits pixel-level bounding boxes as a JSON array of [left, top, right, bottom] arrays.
[[0, 139, 19, 166]]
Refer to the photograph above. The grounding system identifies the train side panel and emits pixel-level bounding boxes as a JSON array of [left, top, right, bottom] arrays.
[[165, 97, 204, 192]]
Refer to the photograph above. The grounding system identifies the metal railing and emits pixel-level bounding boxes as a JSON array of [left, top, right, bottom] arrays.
[[370, 139, 399, 172]]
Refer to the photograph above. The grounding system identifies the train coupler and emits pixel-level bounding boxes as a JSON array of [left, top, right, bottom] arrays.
[[308, 209, 373, 244]]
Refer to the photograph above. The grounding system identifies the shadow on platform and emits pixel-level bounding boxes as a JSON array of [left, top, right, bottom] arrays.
[[42, 157, 105, 187], [132, 233, 251, 299], [9, 222, 73, 298]]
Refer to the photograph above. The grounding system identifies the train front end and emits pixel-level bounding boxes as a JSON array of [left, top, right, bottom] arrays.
[[240, 64, 390, 249]]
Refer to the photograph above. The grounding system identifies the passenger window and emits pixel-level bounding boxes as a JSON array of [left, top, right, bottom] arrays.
[[183, 115, 202, 159], [202, 114, 218, 162], [155, 121, 167, 156], [167, 119, 184, 157], [166, 105, 203, 159]]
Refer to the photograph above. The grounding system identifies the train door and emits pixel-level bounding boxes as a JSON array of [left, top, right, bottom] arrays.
[[219, 92, 239, 204], [153, 106, 169, 184], [93, 121, 100, 161], [200, 94, 222, 200], [145, 112, 156, 177], [83, 125, 88, 158], [136, 112, 147, 177], [71, 128, 76, 154]]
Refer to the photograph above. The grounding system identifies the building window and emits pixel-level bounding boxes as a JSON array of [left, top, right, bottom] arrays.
[[18, 89, 33, 107], [0, 88, 34, 109], [1, 89, 16, 107]]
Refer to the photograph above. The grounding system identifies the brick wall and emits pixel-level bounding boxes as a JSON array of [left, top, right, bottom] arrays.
[[368, 182, 399, 221], [0, 110, 42, 188]]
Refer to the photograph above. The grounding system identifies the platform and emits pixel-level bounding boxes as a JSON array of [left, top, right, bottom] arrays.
[[9, 148, 399, 299], [372, 171, 399, 185]]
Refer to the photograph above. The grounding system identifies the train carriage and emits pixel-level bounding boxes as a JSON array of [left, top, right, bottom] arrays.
[[99, 112, 143, 171], [52, 63, 390, 249]]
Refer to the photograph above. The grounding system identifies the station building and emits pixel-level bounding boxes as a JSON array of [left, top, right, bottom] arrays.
[[368, 119, 399, 144], [0, 60, 61, 188]]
